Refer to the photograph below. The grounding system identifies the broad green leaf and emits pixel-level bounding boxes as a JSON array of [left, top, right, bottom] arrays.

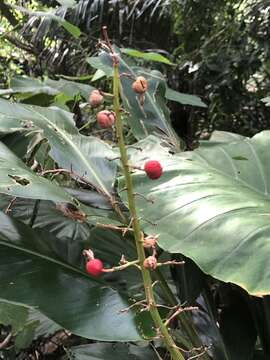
[[165, 88, 207, 108], [45, 78, 94, 99], [120, 131, 270, 296], [0, 196, 90, 244], [0, 77, 58, 96], [0, 211, 142, 341], [210, 131, 245, 143], [0, 195, 121, 245], [87, 57, 113, 77], [0, 76, 94, 100], [0, 141, 71, 202], [121, 48, 173, 65], [0, 99, 116, 197], [64, 343, 156, 360], [89, 51, 180, 149], [199, 131, 246, 148], [127, 135, 171, 164], [1, 130, 40, 159], [55, 18, 81, 38], [27, 307, 61, 339]]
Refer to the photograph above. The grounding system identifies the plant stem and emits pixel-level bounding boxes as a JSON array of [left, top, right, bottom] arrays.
[[113, 62, 185, 360], [154, 268, 210, 360]]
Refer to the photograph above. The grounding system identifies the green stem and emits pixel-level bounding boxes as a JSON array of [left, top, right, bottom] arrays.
[[154, 269, 210, 360], [113, 62, 185, 360]]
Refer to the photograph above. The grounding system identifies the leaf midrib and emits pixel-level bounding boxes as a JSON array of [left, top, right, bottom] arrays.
[[119, 56, 177, 144], [193, 151, 270, 199], [0, 240, 97, 281], [28, 107, 112, 198]]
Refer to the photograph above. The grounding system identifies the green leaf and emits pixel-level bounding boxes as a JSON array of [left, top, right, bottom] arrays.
[[0, 99, 116, 197], [120, 131, 270, 296], [0, 211, 142, 341], [0, 301, 28, 334], [0, 194, 120, 243], [45, 78, 93, 100], [14, 320, 39, 350], [27, 307, 61, 339], [199, 131, 246, 148], [0, 300, 60, 350], [121, 48, 173, 65], [64, 343, 156, 360], [209, 131, 246, 143], [165, 88, 207, 108], [94, 51, 180, 149], [0, 141, 71, 202], [0, 76, 94, 100], [0, 77, 58, 96], [0, 196, 90, 242], [1, 130, 40, 159], [55, 18, 81, 38], [87, 57, 113, 78]]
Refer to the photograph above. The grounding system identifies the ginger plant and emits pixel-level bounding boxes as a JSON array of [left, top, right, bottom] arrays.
[[84, 27, 209, 360]]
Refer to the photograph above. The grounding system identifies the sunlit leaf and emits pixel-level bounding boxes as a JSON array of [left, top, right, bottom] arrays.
[[0, 211, 142, 341], [121, 48, 173, 65], [0, 99, 116, 197], [165, 88, 207, 108], [120, 131, 270, 296]]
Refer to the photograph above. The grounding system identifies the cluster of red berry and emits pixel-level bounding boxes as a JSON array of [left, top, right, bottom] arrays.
[[88, 75, 148, 129], [85, 234, 159, 277], [85, 76, 163, 277]]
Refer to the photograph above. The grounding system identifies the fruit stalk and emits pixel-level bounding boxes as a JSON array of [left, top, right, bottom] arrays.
[[112, 58, 185, 360]]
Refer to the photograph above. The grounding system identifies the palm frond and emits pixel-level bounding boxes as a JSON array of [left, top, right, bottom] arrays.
[[18, 0, 173, 75]]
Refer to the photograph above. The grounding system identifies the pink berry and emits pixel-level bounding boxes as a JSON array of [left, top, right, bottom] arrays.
[[132, 76, 148, 94], [96, 110, 115, 128], [144, 160, 163, 180], [143, 256, 157, 270], [89, 90, 104, 107], [85, 259, 104, 277]]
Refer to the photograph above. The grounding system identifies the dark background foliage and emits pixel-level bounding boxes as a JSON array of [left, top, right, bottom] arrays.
[[1, 0, 270, 142], [1, 1, 270, 359]]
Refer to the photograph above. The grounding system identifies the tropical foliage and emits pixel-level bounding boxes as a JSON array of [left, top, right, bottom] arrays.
[[0, 1, 270, 359]]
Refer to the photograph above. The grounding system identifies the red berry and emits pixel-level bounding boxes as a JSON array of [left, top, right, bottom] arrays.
[[89, 90, 104, 107], [144, 160, 163, 180], [96, 110, 115, 128], [85, 259, 103, 277]]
